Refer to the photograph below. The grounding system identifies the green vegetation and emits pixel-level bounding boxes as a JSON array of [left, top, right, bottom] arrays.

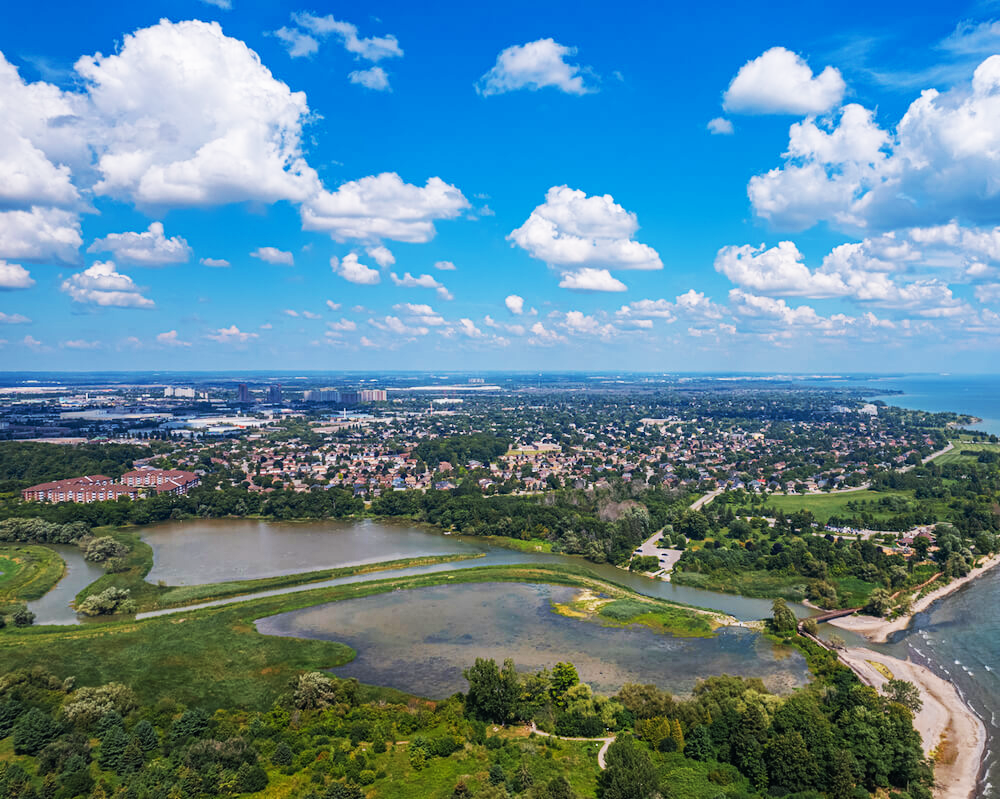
[[0, 546, 64, 608], [412, 432, 511, 469], [551, 589, 721, 638], [736, 489, 911, 523], [933, 441, 1000, 466]]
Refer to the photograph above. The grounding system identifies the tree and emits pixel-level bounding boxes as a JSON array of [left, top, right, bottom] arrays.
[[11, 606, 35, 627], [884, 679, 923, 713], [118, 737, 145, 774], [463, 658, 521, 723], [770, 598, 797, 634], [98, 726, 128, 771], [12, 708, 60, 755], [271, 741, 293, 766], [865, 588, 893, 617], [599, 735, 657, 799], [234, 762, 268, 793], [550, 662, 579, 706], [132, 719, 158, 752], [683, 725, 713, 760]]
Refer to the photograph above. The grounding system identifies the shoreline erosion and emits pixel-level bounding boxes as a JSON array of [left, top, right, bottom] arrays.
[[823, 554, 1000, 798]]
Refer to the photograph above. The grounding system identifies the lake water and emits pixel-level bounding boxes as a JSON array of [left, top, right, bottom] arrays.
[[255, 582, 809, 699], [863, 374, 1000, 436], [140, 517, 796, 621], [26, 544, 105, 625]]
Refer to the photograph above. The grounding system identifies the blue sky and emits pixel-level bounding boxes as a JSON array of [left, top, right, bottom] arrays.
[[2, 0, 1000, 371]]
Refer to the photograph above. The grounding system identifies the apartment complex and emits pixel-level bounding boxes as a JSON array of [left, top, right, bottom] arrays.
[[23, 468, 199, 503], [302, 388, 387, 403]]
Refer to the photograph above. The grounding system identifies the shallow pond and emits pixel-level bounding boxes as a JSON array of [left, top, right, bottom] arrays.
[[255, 582, 809, 699], [141, 518, 796, 621], [27, 544, 105, 625]]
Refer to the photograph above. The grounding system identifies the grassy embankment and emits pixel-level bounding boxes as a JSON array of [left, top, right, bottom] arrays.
[[72, 526, 483, 613], [0, 544, 65, 612], [0, 562, 723, 711]]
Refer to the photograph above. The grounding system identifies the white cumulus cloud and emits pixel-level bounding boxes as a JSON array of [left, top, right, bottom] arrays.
[[477, 39, 593, 96], [0, 260, 35, 290], [349, 67, 390, 91], [332, 253, 380, 285], [88, 222, 191, 266], [60, 261, 154, 308], [558, 268, 627, 292], [250, 246, 294, 266], [205, 324, 258, 343], [723, 46, 845, 115]]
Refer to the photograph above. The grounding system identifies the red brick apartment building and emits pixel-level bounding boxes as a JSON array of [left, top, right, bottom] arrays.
[[22, 468, 199, 503], [21, 476, 139, 503]]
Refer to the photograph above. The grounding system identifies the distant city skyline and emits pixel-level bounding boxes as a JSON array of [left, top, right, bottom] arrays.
[[2, 1, 1000, 371]]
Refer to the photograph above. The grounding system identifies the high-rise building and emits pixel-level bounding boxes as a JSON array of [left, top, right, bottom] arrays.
[[267, 384, 283, 403], [237, 383, 251, 403]]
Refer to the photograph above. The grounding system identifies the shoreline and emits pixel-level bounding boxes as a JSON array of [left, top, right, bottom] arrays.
[[838, 646, 985, 799], [827, 553, 1000, 643]]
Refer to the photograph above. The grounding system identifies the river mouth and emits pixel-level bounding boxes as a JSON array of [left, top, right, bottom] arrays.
[[254, 581, 809, 700]]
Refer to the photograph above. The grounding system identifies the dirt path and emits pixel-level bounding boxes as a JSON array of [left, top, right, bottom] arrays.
[[528, 722, 615, 769]]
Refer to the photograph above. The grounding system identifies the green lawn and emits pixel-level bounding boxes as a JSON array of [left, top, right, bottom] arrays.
[[0, 544, 65, 608], [671, 569, 879, 607], [933, 441, 1000, 466], [733, 490, 915, 523]]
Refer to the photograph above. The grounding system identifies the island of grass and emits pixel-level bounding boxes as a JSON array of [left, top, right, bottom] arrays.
[[0, 562, 739, 711], [0, 543, 65, 611], [551, 588, 731, 637]]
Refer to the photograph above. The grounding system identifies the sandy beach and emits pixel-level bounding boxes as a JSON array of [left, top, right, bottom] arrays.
[[828, 553, 1000, 643], [839, 647, 985, 799]]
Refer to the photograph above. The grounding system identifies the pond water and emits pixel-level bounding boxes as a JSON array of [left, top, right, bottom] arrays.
[[141, 518, 796, 621], [27, 544, 105, 625], [255, 582, 809, 699]]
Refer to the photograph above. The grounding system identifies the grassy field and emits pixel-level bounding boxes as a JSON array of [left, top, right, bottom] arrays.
[[933, 441, 1000, 466], [477, 535, 554, 553], [732, 489, 915, 523], [0, 544, 65, 609], [72, 526, 481, 613], [0, 563, 719, 711]]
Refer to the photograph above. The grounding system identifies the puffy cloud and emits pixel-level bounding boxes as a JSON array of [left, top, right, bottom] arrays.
[[0, 261, 35, 290], [283, 309, 299, 317], [616, 298, 676, 321], [751, 57, 1000, 231], [457, 318, 483, 337], [369, 315, 429, 337], [477, 39, 593, 96], [393, 302, 445, 326], [527, 321, 566, 346], [332, 253, 380, 284], [366, 245, 395, 267], [250, 246, 294, 266], [292, 12, 403, 62], [558, 268, 627, 292], [62, 339, 100, 349], [723, 47, 845, 115], [22, 334, 47, 351], [60, 261, 154, 308], [156, 330, 190, 347], [434, 260, 456, 271], [327, 318, 357, 331], [205, 324, 258, 343], [349, 67, 390, 91], [0, 53, 85, 212], [302, 173, 469, 243], [326, 299, 342, 311], [88, 222, 191, 266], [0, 312, 30, 323], [975, 283, 1000, 304], [715, 238, 966, 315], [77, 20, 319, 208], [390, 272, 451, 300], [558, 310, 617, 338], [707, 117, 734, 135], [675, 289, 725, 319], [505, 294, 525, 315], [616, 291, 724, 323], [510, 186, 661, 271], [0, 206, 82, 263], [729, 289, 829, 327], [200, 257, 230, 267]]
